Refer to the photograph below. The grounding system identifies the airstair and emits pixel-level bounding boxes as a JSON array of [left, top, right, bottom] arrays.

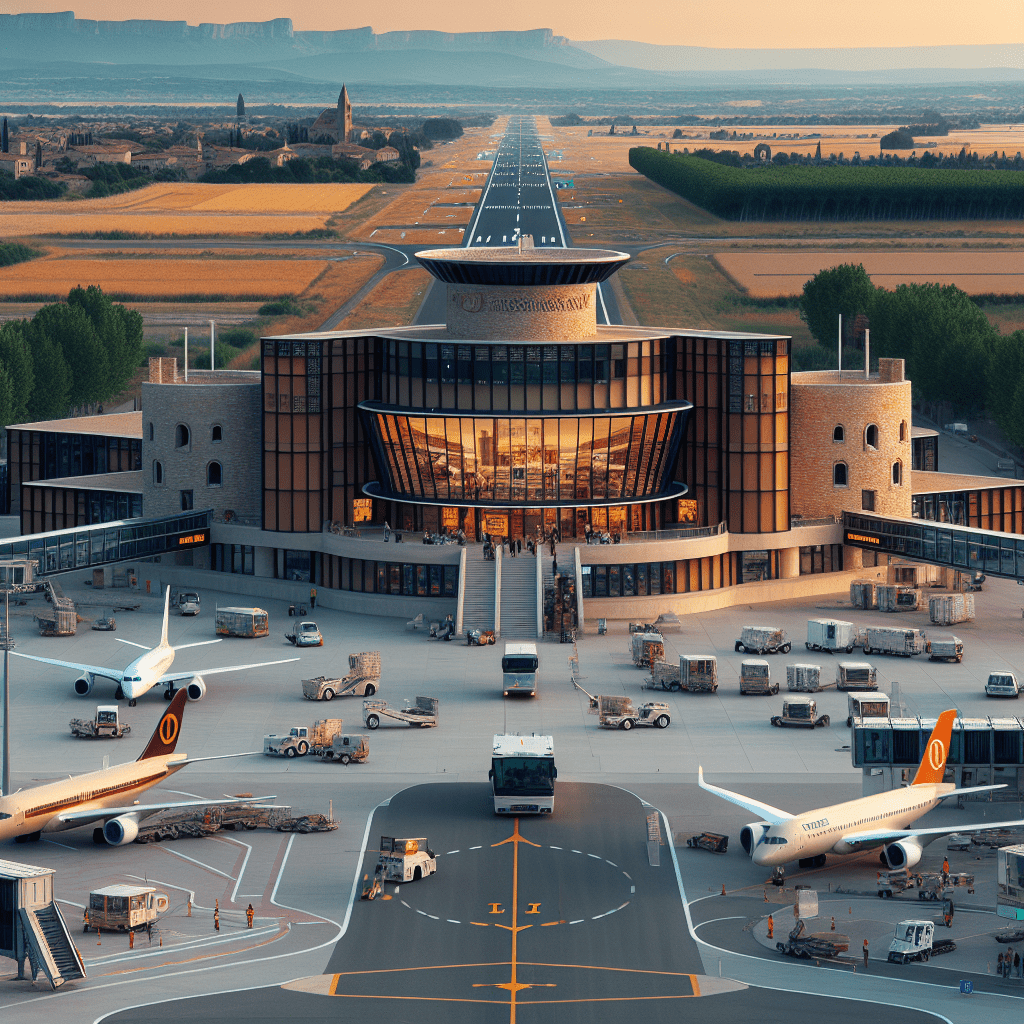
[[19, 902, 86, 989]]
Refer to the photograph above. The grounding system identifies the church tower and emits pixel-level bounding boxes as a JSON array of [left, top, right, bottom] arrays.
[[337, 85, 352, 142]]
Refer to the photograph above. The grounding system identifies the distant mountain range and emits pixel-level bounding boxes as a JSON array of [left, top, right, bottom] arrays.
[[0, 13, 1020, 93]]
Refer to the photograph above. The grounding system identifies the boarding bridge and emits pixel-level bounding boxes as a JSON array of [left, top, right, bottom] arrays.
[[843, 510, 1024, 584], [852, 716, 1024, 798], [0, 861, 85, 989], [0, 510, 211, 579]]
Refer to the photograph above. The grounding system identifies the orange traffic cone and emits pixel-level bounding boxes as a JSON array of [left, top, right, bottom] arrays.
[[721, 884, 726, 896]]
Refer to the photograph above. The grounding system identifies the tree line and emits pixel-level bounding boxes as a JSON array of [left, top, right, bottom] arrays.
[[798, 264, 1024, 447], [629, 148, 1024, 220], [0, 285, 144, 425]]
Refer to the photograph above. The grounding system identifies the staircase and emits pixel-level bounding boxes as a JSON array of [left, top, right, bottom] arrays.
[[19, 903, 86, 989], [461, 551, 496, 633], [499, 555, 538, 639]]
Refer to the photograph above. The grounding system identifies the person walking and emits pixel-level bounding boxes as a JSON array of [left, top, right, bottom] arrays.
[[309, 587, 317, 609], [862, 938, 869, 970], [383, 520, 391, 542], [246, 903, 255, 929], [1015, 951, 1021, 979], [214, 907, 220, 932]]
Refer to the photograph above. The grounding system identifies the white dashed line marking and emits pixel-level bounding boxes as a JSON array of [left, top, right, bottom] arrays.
[[623, 872, 632, 881], [588, 854, 602, 860], [549, 845, 562, 850], [570, 919, 584, 925], [447, 919, 461, 924], [401, 900, 411, 908], [447, 850, 460, 855], [605, 860, 617, 867], [469, 845, 482, 850], [572, 850, 583, 854]]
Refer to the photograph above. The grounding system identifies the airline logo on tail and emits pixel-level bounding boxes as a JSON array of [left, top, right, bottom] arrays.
[[912, 708, 957, 786], [137, 689, 187, 761]]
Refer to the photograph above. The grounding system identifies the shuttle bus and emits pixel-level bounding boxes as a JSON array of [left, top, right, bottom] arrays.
[[489, 733, 556, 814], [502, 642, 539, 697], [215, 607, 270, 638]]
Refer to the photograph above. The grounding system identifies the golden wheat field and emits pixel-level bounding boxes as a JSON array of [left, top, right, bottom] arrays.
[[0, 258, 329, 298], [714, 250, 1024, 298], [0, 183, 376, 237]]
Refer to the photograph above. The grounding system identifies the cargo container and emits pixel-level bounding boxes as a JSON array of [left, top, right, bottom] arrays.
[[836, 661, 878, 691], [846, 692, 890, 726], [786, 664, 830, 692], [739, 659, 776, 695], [806, 619, 857, 653], [863, 626, 926, 658], [849, 580, 877, 609], [681, 655, 718, 692], [927, 634, 963, 663], [929, 593, 975, 626], [878, 586, 921, 612], [734, 625, 790, 655]]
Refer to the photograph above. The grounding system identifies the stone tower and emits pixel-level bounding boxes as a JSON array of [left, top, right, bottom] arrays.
[[337, 85, 352, 142]]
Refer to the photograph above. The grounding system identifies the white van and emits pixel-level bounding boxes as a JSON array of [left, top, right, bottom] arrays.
[[985, 673, 1020, 698], [502, 643, 539, 697]]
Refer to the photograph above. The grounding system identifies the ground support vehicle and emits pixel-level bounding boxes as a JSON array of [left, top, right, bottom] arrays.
[[363, 696, 438, 729], [70, 706, 131, 738], [986, 672, 1020, 698], [216, 607, 269, 638], [740, 659, 777, 695], [836, 661, 878, 691], [86, 886, 168, 933], [361, 837, 436, 898], [878, 869, 916, 898], [275, 813, 336, 833], [91, 615, 116, 631], [630, 632, 664, 668], [786, 664, 830, 692], [917, 871, 974, 899], [887, 920, 956, 963], [490, 733, 556, 814], [927, 634, 964, 662], [318, 733, 369, 764], [863, 626, 926, 658], [680, 655, 718, 692], [503, 642, 539, 696], [929, 593, 975, 625], [135, 801, 287, 843], [685, 831, 728, 854], [302, 651, 380, 701], [264, 719, 343, 757], [178, 591, 200, 616], [847, 692, 890, 726], [285, 621, 323, 647], [776, 919, 849, 959], [735, 625, 790, 655], [591, 694, 670, 730], [806, 619, 856, 653], [467, 628, 496, 646], [771, 696, 829, 728], [646, 662, 681, 691]]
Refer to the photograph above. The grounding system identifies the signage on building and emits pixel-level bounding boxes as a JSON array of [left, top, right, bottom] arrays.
[[484, 514, 509, 536], [677, 499, 699, 524], [352, 498, 373, 523], [845, 530, 882, 547], [174, 529, 209, 548], [442, 507, 460, 530]]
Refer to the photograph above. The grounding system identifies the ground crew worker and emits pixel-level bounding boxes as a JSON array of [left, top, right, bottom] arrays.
[[942, 857, 950, 885], [310, 587, 317, 609], [246, 903, 254, 929], [129, 929, 135, 949], [863, 938, 869, 969], [83, 908, 90, 933], [767, 915, 773, 939], [214, 908, 220, 932]]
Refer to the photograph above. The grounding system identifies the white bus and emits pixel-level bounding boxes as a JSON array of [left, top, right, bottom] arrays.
[[215, 607, 270, 638], [502, 642, 539, 697], [489, 734, 556, 814]]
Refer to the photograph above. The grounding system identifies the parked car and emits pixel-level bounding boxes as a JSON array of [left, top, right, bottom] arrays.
[[285, 621, 323, 647]]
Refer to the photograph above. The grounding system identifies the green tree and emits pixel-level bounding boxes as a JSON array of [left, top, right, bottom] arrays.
[[22, 318, 71, 419], [987, 330, 1024, 442], [798, 264, 878, 349], [421, 117, 463, 141], [31, 303, 109, 407], [0, 362, 14, 430], [67, 285, 144, 396], [0, 320, 36, 423]]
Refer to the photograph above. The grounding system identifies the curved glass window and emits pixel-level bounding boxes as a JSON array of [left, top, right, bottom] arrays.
[[360, 405, 689, 507]]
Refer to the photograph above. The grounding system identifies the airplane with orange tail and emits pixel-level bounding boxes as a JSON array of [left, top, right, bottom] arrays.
[[699, 710, 1024, 880]]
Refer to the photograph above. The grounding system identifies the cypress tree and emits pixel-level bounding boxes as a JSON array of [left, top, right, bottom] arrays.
[[1, 118, 8, 154]]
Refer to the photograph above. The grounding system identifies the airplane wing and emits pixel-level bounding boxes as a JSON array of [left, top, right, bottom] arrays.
[[159, 657, 299, 683], [170, 640, 223, 653], [55, 794, 271, 828], [936, 784, 1007, 800], [841, 817, 1024, 847], [697, 766, 793, 824], [10, 650, 120, 681], [166, 750, 264, 766]]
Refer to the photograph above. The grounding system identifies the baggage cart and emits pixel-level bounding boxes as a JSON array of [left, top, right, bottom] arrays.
[[630, 632, 664, 668], [685, 831, 729, 854], [805, 619, 856, 653], [929, 593, 975, 626], [863, 626, 926, 658], [69, 705, 131, 739], [734, 625, 790, 655], [777, 919, 849, 959], [786, 663, 831, 692], [771, 696, 829, 728], [317, 733, 369, 764], [836, 661, 878, 691], [363, 696, 439, 729], [591, 694, 670, 730], [739, 659, 777, 695], [878, 585, 921, 612], [878, 869, 916, 898], [680, 655, 718, 693], [926, 633, 963, 663], [645, 661, 681, 692]]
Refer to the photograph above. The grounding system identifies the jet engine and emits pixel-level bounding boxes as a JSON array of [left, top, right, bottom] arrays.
[[739, 822, 770, 857], [74, 676, 93, 696], [881, 836, 925, 870], [186, 675, 206, 702], [103, 815, 140, 846]]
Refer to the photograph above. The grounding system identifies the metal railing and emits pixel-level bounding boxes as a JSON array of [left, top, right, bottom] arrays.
[[789, 516, 841, 528], [616, 522, 728, 543]]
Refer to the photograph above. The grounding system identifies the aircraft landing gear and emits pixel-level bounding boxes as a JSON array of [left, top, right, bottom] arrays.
[[128, 698, 137, 707], [93, 828, 106, 844], [771, 866, 785, 886], [163, 687, 175, 701], [114, 685, 125, 700], [15, 831, 41, 844]]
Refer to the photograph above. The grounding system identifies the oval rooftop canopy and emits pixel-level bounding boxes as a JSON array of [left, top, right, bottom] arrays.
[[415, 246, 630, 287]]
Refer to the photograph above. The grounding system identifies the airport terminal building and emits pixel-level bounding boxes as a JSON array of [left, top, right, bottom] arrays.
[[5, 245, 1022, 622]]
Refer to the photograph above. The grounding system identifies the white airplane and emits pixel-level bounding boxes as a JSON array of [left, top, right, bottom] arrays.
[[0, 689, 268, 845], [699, 709, 1024, 880], [12, 586, 298, 705]]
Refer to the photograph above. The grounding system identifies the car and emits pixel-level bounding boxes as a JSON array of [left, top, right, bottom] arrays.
[[178, 591, 200, 616], [286, 621, 323, 647]]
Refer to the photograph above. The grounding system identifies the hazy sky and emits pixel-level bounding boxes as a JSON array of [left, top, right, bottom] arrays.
[[8, 1, 1020, 48]]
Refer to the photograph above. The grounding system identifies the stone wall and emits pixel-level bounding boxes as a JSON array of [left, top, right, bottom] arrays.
[[446, 283, 597, 340], [789, 367, 912, 521]]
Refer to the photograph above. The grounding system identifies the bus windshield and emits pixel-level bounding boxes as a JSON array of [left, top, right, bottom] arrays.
[[491, 757, 555, 796], [502, 656, 539, 673]]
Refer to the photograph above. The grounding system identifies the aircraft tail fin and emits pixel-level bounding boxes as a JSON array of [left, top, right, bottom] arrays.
[[138, 689, 187, 761], [911, 709, 958, 785], [159, 586, 171, 648]]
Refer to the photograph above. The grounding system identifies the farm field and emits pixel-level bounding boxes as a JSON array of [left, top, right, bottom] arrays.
[[0, 182, 375, 237], [715, 250, 1024, 298], [333, 267, 433, 332]]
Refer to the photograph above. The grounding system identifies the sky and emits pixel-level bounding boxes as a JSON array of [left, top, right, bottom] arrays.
[[8, 0, 1022, 49]]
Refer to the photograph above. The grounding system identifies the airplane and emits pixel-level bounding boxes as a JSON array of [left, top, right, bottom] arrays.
[[699, 709, 1024, 881], [0, 689, 268, 846], [12, 586, 298, 704]]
